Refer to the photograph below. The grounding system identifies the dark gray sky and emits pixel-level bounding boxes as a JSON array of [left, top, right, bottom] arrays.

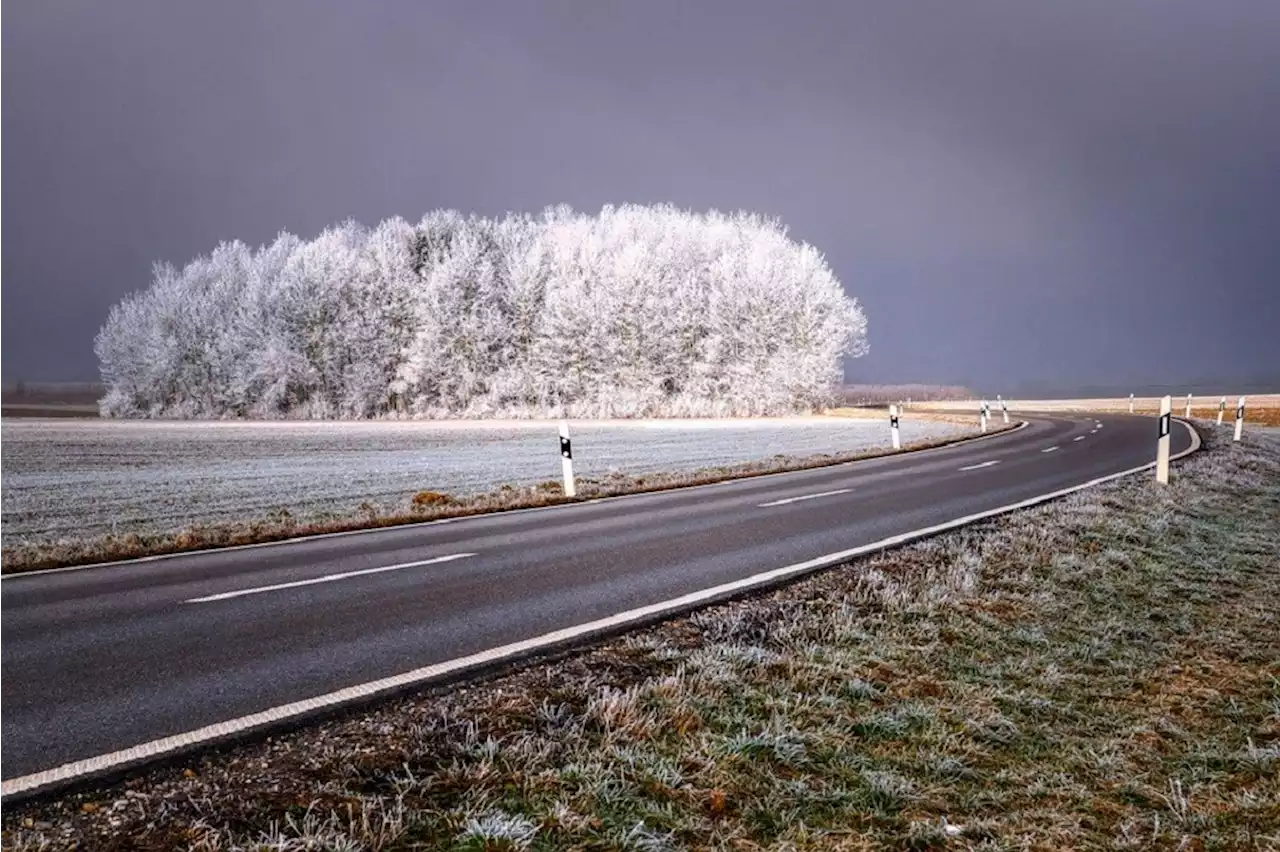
[[4, 1, 1279, 389]]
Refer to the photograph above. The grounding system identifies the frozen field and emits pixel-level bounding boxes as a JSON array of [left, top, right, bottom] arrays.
[[2, 417, 965, 546]]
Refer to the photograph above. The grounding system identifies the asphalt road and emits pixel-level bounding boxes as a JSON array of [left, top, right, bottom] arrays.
[[1, 412, 1195, 787]]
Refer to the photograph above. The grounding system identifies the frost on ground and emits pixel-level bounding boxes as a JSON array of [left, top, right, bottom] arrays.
[[1, 417, 962, 546], [4, 428, 1277, 851]]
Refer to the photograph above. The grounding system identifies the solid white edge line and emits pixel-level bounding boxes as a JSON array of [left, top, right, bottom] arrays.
[[0, 420, 1199, 798], [185, 553, 476, 603], [958, 460, 1000, 471], [2, 422, 1032, 581], [757, 488, 852, 508]]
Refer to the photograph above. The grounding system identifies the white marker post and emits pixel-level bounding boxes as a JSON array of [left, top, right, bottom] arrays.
[[1156, 395, 1172, 484], [979, 400, 989, 433], [1184, 393, 1193, 418], [1234, 396, 1246, 442], [889, 404, 901, 449], [1217, 396, 1226, 425], [558, 420, 576, 497], [1129, 393, 1135, 414], [998, 394, 1009, 424]]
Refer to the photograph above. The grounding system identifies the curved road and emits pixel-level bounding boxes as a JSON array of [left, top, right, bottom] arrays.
[[1, 412, 1196, 794]]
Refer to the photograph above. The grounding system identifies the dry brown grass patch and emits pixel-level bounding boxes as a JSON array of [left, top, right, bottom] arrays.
[[410, 490, 455, 509]]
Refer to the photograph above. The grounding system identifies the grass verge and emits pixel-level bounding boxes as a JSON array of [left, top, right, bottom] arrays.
[[0, 422, 1012, 575], [4, 428, 1277, 849]]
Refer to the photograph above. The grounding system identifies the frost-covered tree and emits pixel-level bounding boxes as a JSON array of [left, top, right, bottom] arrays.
[[96, 240, 254, 417], [97, 205, 869, 419]]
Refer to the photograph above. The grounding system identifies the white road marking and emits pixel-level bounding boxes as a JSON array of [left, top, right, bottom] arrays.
[[1, 422, 1201, 799], [958, 460, 1001, 471], [186, 553, 476, 603], [1074, 435, 1087, 442], [1041, 446, 1059, 453], [758, 488, 852, 507]]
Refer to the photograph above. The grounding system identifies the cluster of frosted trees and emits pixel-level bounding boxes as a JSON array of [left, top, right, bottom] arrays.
[[96, 205, 868, 419]]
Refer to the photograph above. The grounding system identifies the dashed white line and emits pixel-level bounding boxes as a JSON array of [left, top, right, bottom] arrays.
[[958, 460, 1001, 471], [758, 488, 852, 508], [1041, 446, 1059, 453], [1073, 435, 1087, 442], [186, 553, 477, 603]]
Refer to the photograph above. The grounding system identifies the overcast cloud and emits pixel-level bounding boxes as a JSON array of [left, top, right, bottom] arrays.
[[4, 1, 1279, 390]]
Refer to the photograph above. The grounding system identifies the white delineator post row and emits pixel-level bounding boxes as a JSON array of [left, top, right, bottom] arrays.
[[1129, 393, 1135, 414], [979, 400, 989, 433], [1156, 395, 1172, 484], [1185, 393, 1193, 418], [559, 420, 576, 497], [1217, 396, 1226, 425], [998, 394, 1009, 424], [889, 404, 901, 450], [1234, 396, 1246, 442]]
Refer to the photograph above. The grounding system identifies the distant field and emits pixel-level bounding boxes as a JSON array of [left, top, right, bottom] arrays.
[[835, 384, 973, 405], [1, 416, 965, 547], [1, 381, 103, 402], [1, 382, 103, 419], [916, 394, 1280, 426], [1, 403, 100, 418]]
